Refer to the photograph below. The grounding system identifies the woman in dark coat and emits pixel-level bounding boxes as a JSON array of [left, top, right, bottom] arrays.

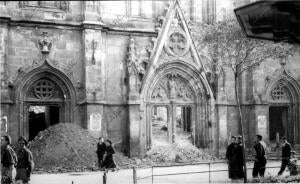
[[15, 136, 34, 184], [96, 137, 106, 169], [226, 136, 238, 180], [101, 139, 116, 170]]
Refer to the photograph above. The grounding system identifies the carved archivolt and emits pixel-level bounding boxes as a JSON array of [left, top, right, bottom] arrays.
[[151, 72, 193, 101]]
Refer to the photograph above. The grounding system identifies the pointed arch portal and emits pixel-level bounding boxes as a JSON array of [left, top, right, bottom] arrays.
[[14, 60, 76, 140], [267, 73, 300, 144], [142, 61, 212, 149]]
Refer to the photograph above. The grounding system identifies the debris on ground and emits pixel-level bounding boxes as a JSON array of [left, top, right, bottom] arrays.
[[28, 123, 219, 173], [29, 123, 98, 173], [145, 142, 218, 164]]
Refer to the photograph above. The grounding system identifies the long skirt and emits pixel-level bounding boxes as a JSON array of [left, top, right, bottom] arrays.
[[101, 155, 116, 169], [15, 168, 30, 183]]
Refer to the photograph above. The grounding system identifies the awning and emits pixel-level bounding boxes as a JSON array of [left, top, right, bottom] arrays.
[[234, 0, 300, 43]]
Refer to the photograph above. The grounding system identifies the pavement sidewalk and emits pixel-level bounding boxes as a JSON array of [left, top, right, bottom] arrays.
[[30, 160, 290, 184]]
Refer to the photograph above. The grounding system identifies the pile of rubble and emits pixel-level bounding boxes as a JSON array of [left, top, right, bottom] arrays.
[[146, 143, 217, 164], [29, 123, 98, 173], [28, 123, 218, 173]]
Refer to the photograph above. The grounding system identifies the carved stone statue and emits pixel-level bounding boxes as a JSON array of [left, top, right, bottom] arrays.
[[168, 79, 177, 99], [152, 86, 166, 99], [38, 32, 52, 54]]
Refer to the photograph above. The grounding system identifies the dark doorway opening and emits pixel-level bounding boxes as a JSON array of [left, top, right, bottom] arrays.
[[269, 106, 288, 141], [28, 105, 59, 141]]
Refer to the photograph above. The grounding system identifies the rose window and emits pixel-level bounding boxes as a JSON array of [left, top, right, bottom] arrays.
[[34, 80, 55, 99], [271, 83, 287, 100], [167, 32, 188, 56]]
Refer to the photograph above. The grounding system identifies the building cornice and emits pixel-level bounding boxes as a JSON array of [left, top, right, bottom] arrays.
[[0, 16, 158, 36]]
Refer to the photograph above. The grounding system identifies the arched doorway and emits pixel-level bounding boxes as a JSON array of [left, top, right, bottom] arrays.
[[267, 75, 300, 145], [14, 60, 76, 141], [143, 62, 211, 149]]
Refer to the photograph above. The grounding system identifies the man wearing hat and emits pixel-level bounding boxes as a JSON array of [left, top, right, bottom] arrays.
[[278, 136, 291, 175], [253, 134, 267, 178], [15, 136, 34, 184], [226, 136, 238, 180]]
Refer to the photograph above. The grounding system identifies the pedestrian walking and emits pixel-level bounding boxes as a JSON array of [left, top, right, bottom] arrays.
[[226, 136, 238, 180], [15, 136, 34, 184], [236, 136, 245, 180], [278, 136, 292, 175], [288, 151, 298, 176], [252, 134, 267, 178], [1, 135, 18, 184], [101, 139, 117, 171], [96, 137, 106, 170]]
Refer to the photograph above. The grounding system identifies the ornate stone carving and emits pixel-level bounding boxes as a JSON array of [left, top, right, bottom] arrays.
[[8, 80, 14, 88], [17, 67, 24, 74], [167, 73, 178, 99], [76, 80, 83, 89], [38, 32, 52, 54], [127, 36, 150, 83], [151, 73, 193, 101], [62, 60, 77, 80], [165, 32, 189, 56], [151, 86, 167, 99], [91, 40, 98, 65]]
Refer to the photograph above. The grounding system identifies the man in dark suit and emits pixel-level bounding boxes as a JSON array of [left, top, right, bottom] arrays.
[[253, 134, 267, 178], [278, 136, 292, 175]]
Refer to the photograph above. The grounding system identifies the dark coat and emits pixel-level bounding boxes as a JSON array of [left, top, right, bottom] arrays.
[[101, 145, 116, 169], [236, 143, 245, 178], [16, 147, 34, 170], [254, 142, 266, 162], [282, 142, 291, 160], [96, 142, 106, 159], [1, 145, 17, 167], [226, 143, 241, 179], [15, 147, 34, 182]]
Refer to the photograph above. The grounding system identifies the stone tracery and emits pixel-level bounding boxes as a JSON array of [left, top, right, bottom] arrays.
[[151, 73, 194, 101]]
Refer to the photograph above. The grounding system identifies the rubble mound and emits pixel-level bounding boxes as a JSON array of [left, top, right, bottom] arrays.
[[29, 123, 98, 173], [146, 143, 217, 163]]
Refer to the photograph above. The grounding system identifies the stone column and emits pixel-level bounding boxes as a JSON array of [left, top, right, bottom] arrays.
[[127, 37, 143, 157], [82, 1, 106, 137], [0, 18, 13, 138], [0, 18, 10, 103]]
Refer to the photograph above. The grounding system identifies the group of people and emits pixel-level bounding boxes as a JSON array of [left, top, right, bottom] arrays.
[[1, 135, 34, 184], [226, 134, 298, 182], [96, 137, 117, 171]]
